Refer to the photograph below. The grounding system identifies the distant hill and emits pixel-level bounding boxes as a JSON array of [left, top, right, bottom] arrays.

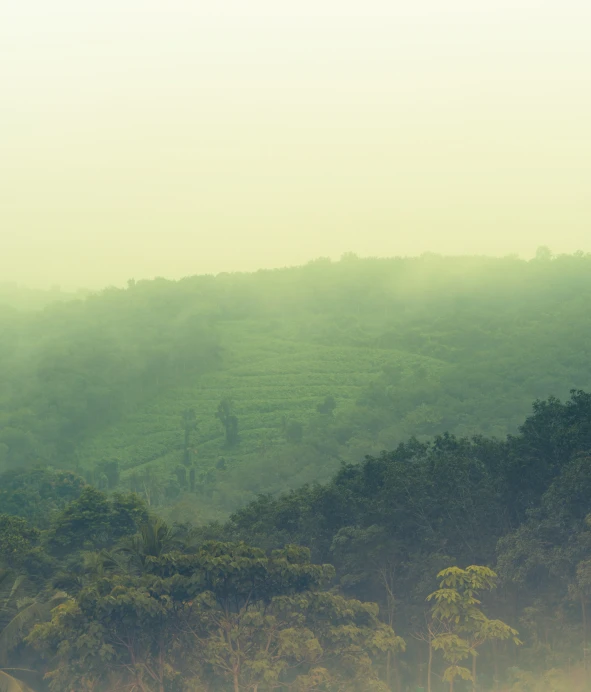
[[0, 282, 87, 311], [1, 252, 591, 522]]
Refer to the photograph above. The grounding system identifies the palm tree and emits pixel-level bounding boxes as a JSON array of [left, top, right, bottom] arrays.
[[0, 577, 39, 692], [116, 516, 181, 574], [0, 569, 69, 692]]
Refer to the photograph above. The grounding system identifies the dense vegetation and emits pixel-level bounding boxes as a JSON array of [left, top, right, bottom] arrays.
[[2, 251, 591, 690], [218, 389, 591, 687], [2, 390, 591, 690]]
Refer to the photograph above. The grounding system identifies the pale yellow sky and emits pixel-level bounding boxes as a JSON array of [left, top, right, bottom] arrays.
[[1, 0, 590, 289]]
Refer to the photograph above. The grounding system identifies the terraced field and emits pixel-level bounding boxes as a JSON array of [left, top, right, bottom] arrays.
[[77, 328, 447, 517]]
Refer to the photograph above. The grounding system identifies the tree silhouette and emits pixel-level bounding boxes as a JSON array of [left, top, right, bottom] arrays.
[[215, 399, 239, 447]]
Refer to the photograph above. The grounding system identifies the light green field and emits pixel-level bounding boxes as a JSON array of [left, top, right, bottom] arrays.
[[78, 332, 446, 492]]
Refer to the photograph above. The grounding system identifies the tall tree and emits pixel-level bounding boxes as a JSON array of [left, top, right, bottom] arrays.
[[216, 399, 239, 447], [427, 566, 520, 692], [181, 408, 197, 467]]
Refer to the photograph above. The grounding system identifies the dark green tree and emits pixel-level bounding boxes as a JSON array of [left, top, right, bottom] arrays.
[[316, 395, 337, 416], [216, 399, 239, 447], [47, 487, 148, 555], [0, 516, 39, 571], [181, 408, 197, 467]]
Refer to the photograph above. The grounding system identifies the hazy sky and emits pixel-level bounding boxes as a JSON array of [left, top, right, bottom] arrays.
[[1, 0, 590, 289]]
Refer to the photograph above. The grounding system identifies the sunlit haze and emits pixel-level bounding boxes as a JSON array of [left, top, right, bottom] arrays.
[[1, 0, 590, 289]]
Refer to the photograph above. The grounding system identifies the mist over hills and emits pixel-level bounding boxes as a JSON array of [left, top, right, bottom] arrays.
[[1, 251, 590, 523], [4, 251, 591, 690]]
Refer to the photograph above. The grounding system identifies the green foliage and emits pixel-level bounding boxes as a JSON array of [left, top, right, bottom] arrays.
[[428, 566, 497, 624], [46, 486, 148, 554], [0, 385, 589, 688], [0, 567, 69, 692], [0, 518, 39, 571], [223, 390, 591, 688], [0, 468, 85, 526], [427, 566, 520, 689], [25, 532, 401, 691]]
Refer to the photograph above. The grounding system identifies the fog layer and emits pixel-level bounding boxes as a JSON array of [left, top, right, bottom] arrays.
[[1, 0, 590, 288]]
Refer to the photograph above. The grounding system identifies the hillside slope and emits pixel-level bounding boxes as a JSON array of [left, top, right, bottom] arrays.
[[1, 252, 591, 521]]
